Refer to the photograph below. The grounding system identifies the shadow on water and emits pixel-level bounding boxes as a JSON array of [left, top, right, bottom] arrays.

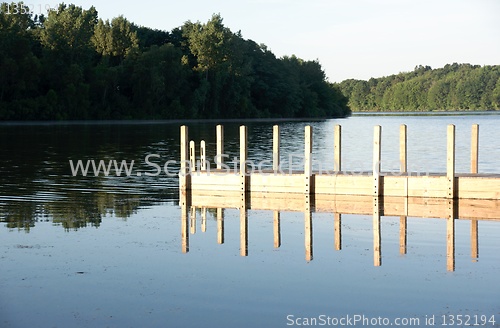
[[0, 120, 328, 230], [0, 123, 181, 230]]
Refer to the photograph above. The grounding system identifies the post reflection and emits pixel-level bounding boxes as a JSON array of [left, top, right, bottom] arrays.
[[181, 194, 497, 271], [373, 197, 381, 267], [273, 211, 281, 248], [305, 207, 313, 262], [471, 220, 478, 261], [181, 207, 189, 254], [399, 216, 407, 255], [217, 208, 224, 245], [180, 190, 190, 254], [201, 207, 207, 233], [447, 199, 456, 272], [190, 206, 196, 235], [240, 206, 248, 257], [334, 213, 341, 251]]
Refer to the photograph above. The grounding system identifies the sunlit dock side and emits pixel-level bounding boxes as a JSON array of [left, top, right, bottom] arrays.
[[188, 193, 500, 221], [178, 124, 500, 271]]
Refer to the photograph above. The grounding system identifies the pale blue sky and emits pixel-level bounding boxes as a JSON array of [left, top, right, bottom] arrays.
[[72, 0, 500, 82]]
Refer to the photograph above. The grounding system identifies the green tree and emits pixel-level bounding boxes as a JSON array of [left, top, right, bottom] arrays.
[[0, 2, 41, 119], [338, 63, 500, 112], [40, 4, 97, 64], [127, 44, 191, 118], [492, 78, 500, 110], [1, 7, 350, 120], [428, 80, 451, 110], [92, 16, 138, 64]]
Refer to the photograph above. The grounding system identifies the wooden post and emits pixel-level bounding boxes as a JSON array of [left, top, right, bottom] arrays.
[[399, 124, 407, 255], [217, 208, 224, 244], [240, 126, 247, 195], [190, 206, 196, 234], [447, 124, 455, 199], [273, 211, 281, 248], [240, 126, 248, 175], [238, 126, 248, 256], [400, 124, 409, 199], [471, 124, 479, 174], [373, 126, 381, 196], [201, 207, 206, 233], [240, 126, 248, 254], [447, 199, 456, 271], [304, 125, 313, 261], [334, 213, 341, 251], [304, 125, 313, 230], [180, 126, 189, 191], [373, 197, 381, 266], [334, 125, 341, 172], [200, 140, 206, 171], [273, 125, 280, 172], [304, 125, 312, 177], [180, 126, 191, 253], [400, 124, 407, 173], [189, 140, 196, 172], [216, 125, 224, 169], [304, 125, 312, 193]]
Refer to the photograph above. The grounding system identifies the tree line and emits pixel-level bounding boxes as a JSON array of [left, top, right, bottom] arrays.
[[337, 64, 500, 112], [0, 3, 351, 120]]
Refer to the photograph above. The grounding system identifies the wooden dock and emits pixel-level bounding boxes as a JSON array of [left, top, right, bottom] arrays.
[[179, 124, 500, 200], [178, 124, 500, 271]]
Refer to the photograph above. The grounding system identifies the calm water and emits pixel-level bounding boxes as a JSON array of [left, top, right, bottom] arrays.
[[1, 115, 499, 328]]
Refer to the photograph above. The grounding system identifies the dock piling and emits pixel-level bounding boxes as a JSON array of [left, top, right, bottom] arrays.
[[200, 140, 206, 171], [181, 123, 500, 270], [471, 124, 479, 174], [180, 125, 189, 191], [334, 125, 341, 172], [373, 126, 382, 196], [400, 124, 407, 173], [216, 125, 224, 169], [273, 125, 280, 172], [215, 124, 224, 170], [189, 141, 196, 172]]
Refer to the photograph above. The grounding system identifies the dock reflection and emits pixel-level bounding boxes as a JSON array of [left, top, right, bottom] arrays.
[[180, 192, 498, 271]]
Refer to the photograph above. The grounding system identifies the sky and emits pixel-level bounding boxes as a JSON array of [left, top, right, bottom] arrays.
[[71, 0, 500, 82]]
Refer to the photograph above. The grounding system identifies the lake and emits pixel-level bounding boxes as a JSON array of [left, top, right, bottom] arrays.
[[1, 114, 499, 328]]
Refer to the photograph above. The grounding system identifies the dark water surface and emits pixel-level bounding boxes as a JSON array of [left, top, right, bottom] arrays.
[[1, 115, 499, 327]]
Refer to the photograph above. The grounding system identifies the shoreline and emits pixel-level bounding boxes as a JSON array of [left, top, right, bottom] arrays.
[[1, 110, 499, 126], [352, 110, 499, 116]]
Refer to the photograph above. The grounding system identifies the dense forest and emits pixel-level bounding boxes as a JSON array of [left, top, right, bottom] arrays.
[[337, 64, 500, 112], [0, 2, 350, 120]]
